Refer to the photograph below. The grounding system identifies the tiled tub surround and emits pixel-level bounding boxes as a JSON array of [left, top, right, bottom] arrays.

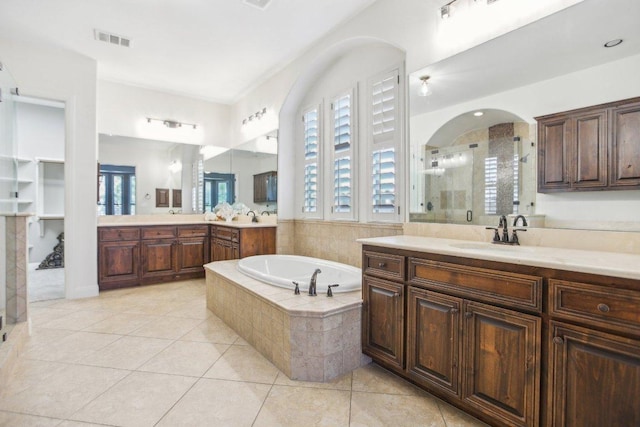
[[205, 261, 369, 382]]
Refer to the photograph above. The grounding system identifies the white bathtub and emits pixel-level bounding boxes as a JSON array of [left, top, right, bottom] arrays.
[[237, 254, 361, 293]]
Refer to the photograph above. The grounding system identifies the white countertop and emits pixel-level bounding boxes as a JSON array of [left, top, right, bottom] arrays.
[[98, 214, 276, 228], [358, 235, 640, 281]]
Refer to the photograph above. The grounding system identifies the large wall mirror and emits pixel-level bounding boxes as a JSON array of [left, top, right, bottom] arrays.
[[98, 131, 277, 215], [408, 0, 640, 231]]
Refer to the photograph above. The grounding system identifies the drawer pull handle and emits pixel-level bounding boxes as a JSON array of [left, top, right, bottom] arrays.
[[597, 303, 610, 313], [378, 262, 386, 268], [553, 336, 564, 345], [393, 292, 399, 298], [464, 312, 473, 319], [450, 308, 459, 314]]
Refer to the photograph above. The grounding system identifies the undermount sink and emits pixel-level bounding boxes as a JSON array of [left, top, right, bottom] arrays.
[[449, 242, 535, 253]]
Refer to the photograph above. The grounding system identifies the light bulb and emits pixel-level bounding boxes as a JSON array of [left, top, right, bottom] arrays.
[[419, 76, 431, 97]]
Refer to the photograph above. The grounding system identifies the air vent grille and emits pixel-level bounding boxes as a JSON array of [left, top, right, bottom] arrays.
[[94, 29, 131, 48]]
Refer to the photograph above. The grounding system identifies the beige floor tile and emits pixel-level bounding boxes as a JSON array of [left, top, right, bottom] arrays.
[[437, 400, 490, 427], [139, 341, 229, 377], [352, 363, 424, 396], [273, 371, 352, 390], [253, 385, 350, 427], [128, 316, 202, 340], [165, 300, 212, 319], [70, 371, 196, 427], [23, 331, 121, 363], [58, 421, 113, 427], [29, 307, 76, 327], [121, 299, 181, 316], [78, 335, 173, 370], [156, 378, 271, 427], [203, 344, 279, 384], [22, 327, 76, 352], [39, 309, 116, 331], [350, 391, 447, 427], [0, 363, 128, 419], [180, 317, 240, 344], [0, 411, 61, 426], [81, 312, 159, 334]]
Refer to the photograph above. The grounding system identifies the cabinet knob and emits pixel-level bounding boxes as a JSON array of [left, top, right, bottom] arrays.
[[378, 262, 386, 268], [450, 308, 459, 314], [553, 336, 564, 345], [597, 303, 610, 313], [464, 312, 472, 319]]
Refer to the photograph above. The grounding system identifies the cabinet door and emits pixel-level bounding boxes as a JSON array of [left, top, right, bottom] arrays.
[[98, 240, 140, 288], [462, 301, 541, 427], [407, 286, 461, 397], [610, 101, 640, 187], [212, 238, 236, 261], [549, 321, 640, 427], [572, 110, 608, 189], [141, 239, 177, 278], [177, 236, 209, 273], [362, 276, 405, 371], [538, 117, 571, 192]]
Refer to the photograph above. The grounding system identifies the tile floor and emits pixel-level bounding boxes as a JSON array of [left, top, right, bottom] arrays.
[[0, 279, 489, 427]]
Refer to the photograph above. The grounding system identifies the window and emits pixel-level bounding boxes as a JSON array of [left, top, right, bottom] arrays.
[[369, 68, 402, 221], [484, 156, 497, 215], [331, 90, 355, 219], [302, 106, 321, 215], [204, 172, 235, 211], [98, 164, 136, 215]]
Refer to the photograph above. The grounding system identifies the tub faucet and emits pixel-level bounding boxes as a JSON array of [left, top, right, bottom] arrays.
[[309, 268, 321, 296]]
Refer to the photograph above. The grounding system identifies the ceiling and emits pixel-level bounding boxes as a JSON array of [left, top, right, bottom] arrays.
[[410, 0, 640, 117], [0, 0, 377, 104]]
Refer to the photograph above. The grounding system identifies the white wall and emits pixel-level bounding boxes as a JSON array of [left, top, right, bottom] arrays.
[[410, 53, 640, 229], [0, 40, 98, 299], [98, 81, 231, 148]]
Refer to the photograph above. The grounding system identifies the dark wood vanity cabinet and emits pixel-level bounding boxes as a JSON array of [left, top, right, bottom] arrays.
[[98, 227, 141, 290], [362, 244, 640, 427], [362, 275, 405, 372], [99, 224, 209, 290], [210, 224, 275, 262], [537, 97, 640, 193]]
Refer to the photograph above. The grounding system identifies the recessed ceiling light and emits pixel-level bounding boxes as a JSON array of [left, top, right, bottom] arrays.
[[243, 0, 271, 10], [604, 39, 623, 48], [474, 111, 484, 117]]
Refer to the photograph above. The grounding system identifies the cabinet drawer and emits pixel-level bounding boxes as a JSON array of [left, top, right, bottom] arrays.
[[141, 226, 177, 240], [177, 225, 209, 238], [214, 226, 239, 242], [363, 251, 405, 282], [408, 258, 543, 312], [99, 227, 140, 242], [549, 279, 640, 336]]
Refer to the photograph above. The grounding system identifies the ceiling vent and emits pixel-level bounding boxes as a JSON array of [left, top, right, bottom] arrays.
[[94, 29, 131, 48], [243, 0, 272, 10]]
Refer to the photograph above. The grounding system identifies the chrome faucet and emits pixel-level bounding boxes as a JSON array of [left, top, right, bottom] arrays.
[[247, 210, 258, 222], [309, 268, 321, 296]]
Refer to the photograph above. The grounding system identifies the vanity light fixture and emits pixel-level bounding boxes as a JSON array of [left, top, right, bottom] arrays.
[[147, 117, 197, 130], [419, 76, 431, 97], [168, 160, 182, 173], [440, 0, 457, 19], [241, 107, 268, 127]]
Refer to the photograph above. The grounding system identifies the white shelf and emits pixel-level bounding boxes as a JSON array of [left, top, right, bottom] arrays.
[[0, 177, 34, 184], [38, 214, 64, 220], [35, 157, 64, 164], [0, 199, 33, 204], [0, 155, 31, 163]]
